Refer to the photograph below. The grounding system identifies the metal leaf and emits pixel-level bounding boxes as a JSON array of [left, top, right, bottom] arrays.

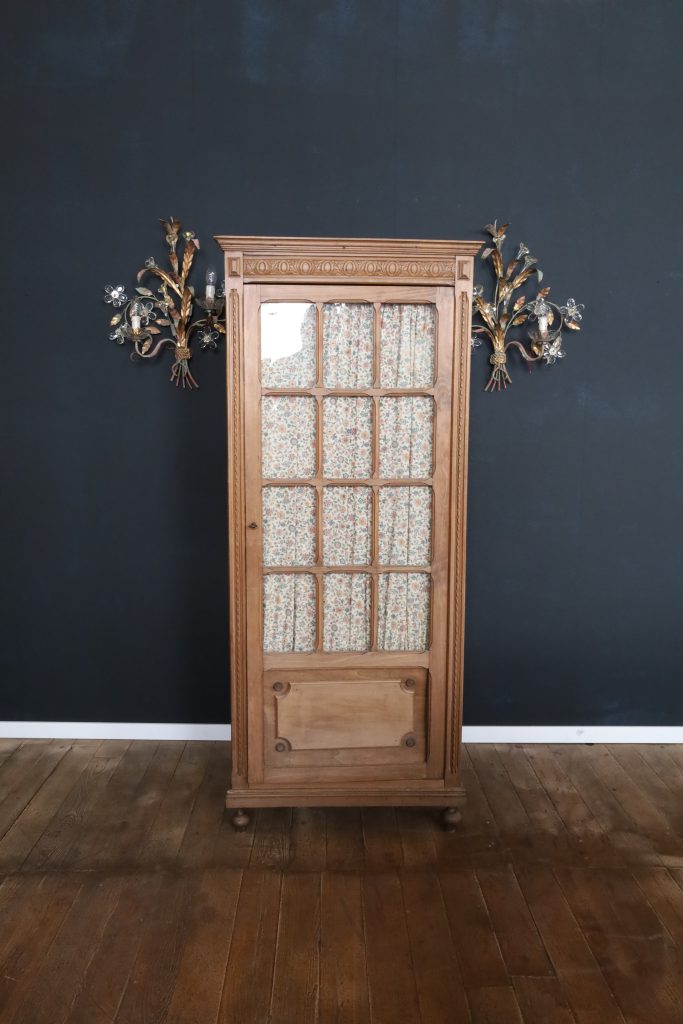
[[512, 295, 526, 313], [156, 318, 171, 327], [110, 313, 122, 326], [136, 287, 154, 297], [491, 250, 503, 277], [564, 320, 581, 331], [147, 325, 161, 334], [512, 315, 528, 325]]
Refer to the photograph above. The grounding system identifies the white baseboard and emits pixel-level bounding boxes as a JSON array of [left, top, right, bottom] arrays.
[[0, 722, 682, 743]]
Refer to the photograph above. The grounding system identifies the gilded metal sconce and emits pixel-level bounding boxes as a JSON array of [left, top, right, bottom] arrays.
[[103, 217, 225, 389], [471, 220, 585, 391]]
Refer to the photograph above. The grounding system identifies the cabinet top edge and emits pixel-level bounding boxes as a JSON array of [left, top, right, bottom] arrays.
[[214, 234, 482, 257]]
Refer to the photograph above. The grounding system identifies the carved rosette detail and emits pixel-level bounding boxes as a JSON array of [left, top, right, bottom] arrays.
[[243, 257, 457, 279]]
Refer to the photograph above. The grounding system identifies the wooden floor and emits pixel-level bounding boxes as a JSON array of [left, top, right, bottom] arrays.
[[1, 742, 683, 1023]]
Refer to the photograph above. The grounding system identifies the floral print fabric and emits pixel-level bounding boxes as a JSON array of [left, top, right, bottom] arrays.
[[261, 303, 317, 388], [263, 573, 317, 653], [322, 397, 373, 478], [380, 304, 435, 387], [323, 573, 371, 652], [262, 487, 316, 566], [322, 487, 372, 565], [323, 303, 374, 387], [377, 573, 431, 651], [262, 396, 317, 479], [379, 397, 433, 478], [378, 487, 432, 565]]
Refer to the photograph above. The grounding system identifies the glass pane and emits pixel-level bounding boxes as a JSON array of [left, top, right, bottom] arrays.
[[322, 487, 372, 566], [380, 304, 435, 387], [262, 396, 316, 479], [261, 303, 316, 388], [377, 573, 430, 651], [263, 487, 316, 567], [322, 397, 373, 478], [323, 573, 371, 652], [378, 487, 432, 566], [378, 397, 433, 478], [263, 573, 316, 653], [323, 303, 374, 388]]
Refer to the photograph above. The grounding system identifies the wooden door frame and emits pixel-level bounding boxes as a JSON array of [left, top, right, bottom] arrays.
[[216, 236, 479, 808]]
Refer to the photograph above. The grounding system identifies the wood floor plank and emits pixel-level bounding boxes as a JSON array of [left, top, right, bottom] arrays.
[[608, 745, 683, 845], [166, 867, 243, 1024], [523, 745, 619, 867], [0, 740, 22, 770], [176, 742, 231, 868], [458, 746, 503, 866], [511, 976, 576, 1024], [495, 744, 572, 863], [363, 872, 421, 1024], [467, 985, 524, 1023], [397, 807, 438, 867], [438, 869, 508, 989], [555, 866, 683, 1024], [270, 872, 321, 1024], [114, 872, 193, 1024], [550, 745, 662, 866], [24, 742, 130, 869], [290, 806, 327, 870], [9, 876, 122, 1024], [0, 741, 100, 871], [0, 741, 55, 801], [401, 870, 471, 1024], [219, 869, 282, 1024], [249, 807, 292, 868], [632, 865, 683, 946], [468, 745, 536, 862], [0, 741, 72, 842], [516, 864, 626, 1024], [137, 741, 211, 867], [326, 808, 365, 871], [320, 873, 370, 1024], [65, 874, 163, 1024], [361, 807, 403, 869], [476, 864, 553, 977]]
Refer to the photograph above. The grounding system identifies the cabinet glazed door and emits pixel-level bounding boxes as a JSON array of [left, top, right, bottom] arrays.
[[243, 284, 455, 784]]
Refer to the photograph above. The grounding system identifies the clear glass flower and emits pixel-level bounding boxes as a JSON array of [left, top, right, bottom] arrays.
[[542, 337, 565, 365], [483, 302, 497, 320], [109, 326, 127, 345], [560, 298, 585, 323], [104, 284, 127, 307], [472, 284, 484, 298], [145, 257, 156, 269], [471, 335, 483, 349], [516, 243, 529, 260], [198, 328, 219, 351], [216, 279, 226, 298], [530, 296, 550, 318], [138, 301, 157, 324]]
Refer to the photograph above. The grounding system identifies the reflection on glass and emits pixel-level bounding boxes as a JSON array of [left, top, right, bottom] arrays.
[[323, 573, 371, 652], [322, 487, 372, 565], [378, 487, 432, 565], [262, 487, 316, 566], [323, 303, 374, 387], [378, 397, 433, 478], [263, 573, 316, 653], [380, 304, 435, 387], [377, 573, 430, 651], [262, 396, 316, 478], [322, 397, 373, 478], [261, 303, 316, 388]]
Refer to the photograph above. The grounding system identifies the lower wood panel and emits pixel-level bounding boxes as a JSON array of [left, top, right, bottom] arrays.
[[0, 740, 682, 1024]]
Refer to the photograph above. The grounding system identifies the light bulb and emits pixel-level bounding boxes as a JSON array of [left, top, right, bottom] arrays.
[[205, 266, 217, 304], [131, 297, 142, 334]]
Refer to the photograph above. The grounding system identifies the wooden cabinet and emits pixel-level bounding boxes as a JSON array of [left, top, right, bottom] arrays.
[[215, 235, 478, 828]]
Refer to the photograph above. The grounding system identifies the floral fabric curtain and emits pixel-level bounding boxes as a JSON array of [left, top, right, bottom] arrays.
[[261, 302, 434, 654]]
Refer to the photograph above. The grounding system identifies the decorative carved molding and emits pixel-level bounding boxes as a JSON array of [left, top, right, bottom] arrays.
[[450, 291, 470, 776], [228, 288, 247, 779], [243, 256, 458, 280]]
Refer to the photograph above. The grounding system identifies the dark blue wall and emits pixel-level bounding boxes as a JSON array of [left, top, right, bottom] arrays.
[[2, 0, 681, 725]]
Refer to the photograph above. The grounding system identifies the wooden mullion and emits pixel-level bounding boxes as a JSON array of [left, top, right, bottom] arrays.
[[373, 301, 381, 386], [261, 477, 433, 487], [262, 565, 431, 575], [261, 387, 436, 398]]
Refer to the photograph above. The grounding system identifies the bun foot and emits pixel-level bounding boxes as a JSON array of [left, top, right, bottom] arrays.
[[231, 808, 251, 830], [441, 806, 462, 831]]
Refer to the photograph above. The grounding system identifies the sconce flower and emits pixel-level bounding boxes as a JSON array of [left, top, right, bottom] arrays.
[[103, 285, 128, 308], [471, 220, 585, 391], [103, 217, 226, 390]]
